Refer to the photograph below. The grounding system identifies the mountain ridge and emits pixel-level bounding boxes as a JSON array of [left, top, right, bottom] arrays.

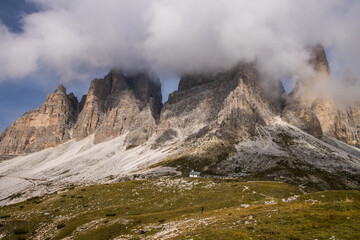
[[0, 45, 360, 205]]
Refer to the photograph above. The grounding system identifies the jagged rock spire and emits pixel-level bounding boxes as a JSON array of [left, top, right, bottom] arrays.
[[0, 85, 81, 156]]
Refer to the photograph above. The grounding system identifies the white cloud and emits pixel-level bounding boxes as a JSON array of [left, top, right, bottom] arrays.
[[0, 0, 359, 101]]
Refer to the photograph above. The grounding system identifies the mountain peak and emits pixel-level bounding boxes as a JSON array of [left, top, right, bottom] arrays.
[[309, 43, 330, 75], [0, 83, 81, 156], [72, 70, 162, 144], [55, 84, 67, 94]]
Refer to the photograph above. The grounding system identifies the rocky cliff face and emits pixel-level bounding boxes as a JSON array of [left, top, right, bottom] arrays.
[[72, 70, 162, 145], [0, 85, 81, 157], [281, 44, 329, 138], [309, 44, 330, 75], [0, 71, 162, 157], [282, 98, 323, 138], [156, 64, 283, 146], [286, 44, 360, 147], [314, 101, 360, 147]]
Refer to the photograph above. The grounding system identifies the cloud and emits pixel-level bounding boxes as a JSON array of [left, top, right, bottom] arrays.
[[0, 0, 359, 101]]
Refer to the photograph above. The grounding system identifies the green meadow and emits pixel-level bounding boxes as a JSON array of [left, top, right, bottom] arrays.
[[0, 177, 359, 239]]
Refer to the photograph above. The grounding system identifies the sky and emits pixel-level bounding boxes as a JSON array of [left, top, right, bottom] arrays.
[[0, 0, 360, 132], [0, 0, 45, 131], [0, 0, 180, 132]]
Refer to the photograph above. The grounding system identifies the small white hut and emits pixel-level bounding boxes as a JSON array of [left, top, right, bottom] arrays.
[[189, 170, 201, 178]]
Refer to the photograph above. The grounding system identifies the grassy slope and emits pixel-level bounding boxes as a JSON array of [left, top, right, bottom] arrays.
[[0, 178, 359, 239], [151, 142, 235, 176]]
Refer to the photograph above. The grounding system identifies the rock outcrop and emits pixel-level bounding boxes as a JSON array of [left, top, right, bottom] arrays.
[[72, 70, 162, 145], [0, 85, 81, 156], [281, 44, 329, 138], [282, 98, 323, 138], [0, 71, 162, 157], [287, 44, 360, 147], [312, 100, 360, 147], [309, 43, 330, 75], [156, 64, 283, 145]]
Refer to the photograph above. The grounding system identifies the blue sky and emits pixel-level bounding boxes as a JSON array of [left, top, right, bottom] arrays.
[[0, 0, 38, 33], [0, 1, 94, 131], [0, 0, 44, 131], [0, 82, 45, 131]]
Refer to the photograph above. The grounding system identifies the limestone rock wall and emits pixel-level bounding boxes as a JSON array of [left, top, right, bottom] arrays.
[[312, 100, 360, 147], [0, 85, 81, 156], [0, 70, 163, 157], [72, 70, 162, 145], [285, 44, 360, 147], [156, 64, 283, 144], [282, 98, 323, 138]]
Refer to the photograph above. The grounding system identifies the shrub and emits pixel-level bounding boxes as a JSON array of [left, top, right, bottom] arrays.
[[57, 223, 66, 229], [126, 145, 138, 150], [13, 228, 28, 234], [27, 196, 40, 202], [9, 193, 22, 200]]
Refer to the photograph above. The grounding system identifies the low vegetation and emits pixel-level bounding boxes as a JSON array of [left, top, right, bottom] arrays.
[[151, 142, 235, 175], [125, 145, 138, 150], [0, 177, 359, 239]]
